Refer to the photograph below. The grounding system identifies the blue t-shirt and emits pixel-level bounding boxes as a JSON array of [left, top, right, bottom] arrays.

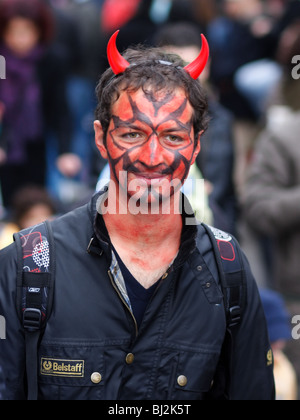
[[113, 247, 158, 328]]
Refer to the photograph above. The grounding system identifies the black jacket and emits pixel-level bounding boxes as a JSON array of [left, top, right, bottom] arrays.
[[0, 366, 4, 400], [0, 192, 274, 400]]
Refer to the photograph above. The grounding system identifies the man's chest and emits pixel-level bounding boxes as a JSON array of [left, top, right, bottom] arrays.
[[123, 260, 171, 288]]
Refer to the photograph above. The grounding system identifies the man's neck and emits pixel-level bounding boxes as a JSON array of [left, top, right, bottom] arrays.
[[103, 200, 182, 250], [101, 187, 183, 288]]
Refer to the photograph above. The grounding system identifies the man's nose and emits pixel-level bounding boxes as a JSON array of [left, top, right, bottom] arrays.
[[138, 135, 165, 167]]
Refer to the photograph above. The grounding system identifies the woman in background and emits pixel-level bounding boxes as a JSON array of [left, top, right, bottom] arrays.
[[0, 0, 75, 210]]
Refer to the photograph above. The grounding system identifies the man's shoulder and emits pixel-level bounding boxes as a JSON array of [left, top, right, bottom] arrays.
[[51, 199, 93, 229], [0, 241, 18, 290], [48, 200, 95, 252], [0, 241, 17, 263]]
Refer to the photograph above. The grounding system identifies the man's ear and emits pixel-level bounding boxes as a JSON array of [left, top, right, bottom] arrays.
[[94, 120, 108, 159], [191, 131, 202, 165]]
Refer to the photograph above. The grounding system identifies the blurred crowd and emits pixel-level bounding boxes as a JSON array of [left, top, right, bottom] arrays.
[[0, 0, 300, 400]]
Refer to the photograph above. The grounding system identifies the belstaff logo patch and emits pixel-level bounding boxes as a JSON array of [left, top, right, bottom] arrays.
[[41, 358, 84, 377]]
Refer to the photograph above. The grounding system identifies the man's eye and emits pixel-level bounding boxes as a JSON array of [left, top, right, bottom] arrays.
[[122, 132, 141, 140], [165, 135, 182, 143]]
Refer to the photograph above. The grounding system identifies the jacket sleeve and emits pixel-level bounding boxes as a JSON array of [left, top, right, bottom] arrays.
[[229, 253, 275, 400], [242, 130, 300, 235], [0, 365, 4, 400], [0, 243, 26, 400]]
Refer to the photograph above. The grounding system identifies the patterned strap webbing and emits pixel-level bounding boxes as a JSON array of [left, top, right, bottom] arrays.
[[14, 221, 54, 329]]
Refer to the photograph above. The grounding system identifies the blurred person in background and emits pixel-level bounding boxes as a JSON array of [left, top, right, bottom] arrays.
[[99, 0, 200, 60], [242, 20, 300, 395], [260, 289, 297, 400], [233, 0, 297, 121], [100, 0, 142, 35], [189, 0, 218, 29], [207, 0, 270, 121], [0, 0, 78, 211], [47, 0, 104, 203], [207, 0, 288, 199], [11, 184, 56, 231], [0, 185, 56, 249]]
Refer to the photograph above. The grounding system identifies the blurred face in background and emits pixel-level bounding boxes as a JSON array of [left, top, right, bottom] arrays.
[[18, 204, 54, 230], [162, 45, 210, 84], [224, 0, 262, 20], [3, 17, 40, 57]]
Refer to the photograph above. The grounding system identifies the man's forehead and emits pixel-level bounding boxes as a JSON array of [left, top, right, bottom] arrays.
[[111, 87, 193, 123]]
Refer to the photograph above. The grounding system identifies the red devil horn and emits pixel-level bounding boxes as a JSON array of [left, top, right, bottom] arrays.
[[107, 30, 130, 75], [184, 34, 210, 80]]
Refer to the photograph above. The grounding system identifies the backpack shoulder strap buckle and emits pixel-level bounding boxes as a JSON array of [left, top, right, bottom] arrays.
[[228, 306, 242, 328], [23, 308, 42, 332]]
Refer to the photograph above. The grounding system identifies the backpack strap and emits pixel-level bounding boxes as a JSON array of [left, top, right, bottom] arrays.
[[201, 224, 247, 400], [14, 221, 55, 400], [201, 224, 247, 329]]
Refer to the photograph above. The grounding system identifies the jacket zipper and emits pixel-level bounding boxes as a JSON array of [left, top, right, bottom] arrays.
[[108, 270, 139, 337]]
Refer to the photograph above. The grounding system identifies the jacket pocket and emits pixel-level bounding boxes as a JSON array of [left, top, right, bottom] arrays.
[[38, 342, 105, 400], [170, 350, 220, 400]]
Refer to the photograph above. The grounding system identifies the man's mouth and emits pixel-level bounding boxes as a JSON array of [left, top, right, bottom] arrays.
[[130, 171, 172, 186]]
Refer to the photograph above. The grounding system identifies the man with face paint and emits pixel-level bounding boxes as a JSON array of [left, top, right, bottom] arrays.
[[0, 32, 274, 400], [94, 87, 202, 288]]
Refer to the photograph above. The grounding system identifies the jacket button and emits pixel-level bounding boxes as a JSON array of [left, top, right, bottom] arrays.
[[91, 372, 102, 384], [197, 266, 203, 272], [126, 353, 135, 364], [177, 375, 188, 387]]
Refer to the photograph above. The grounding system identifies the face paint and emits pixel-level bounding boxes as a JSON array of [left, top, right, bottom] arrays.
[[105, 88, 199, 211]]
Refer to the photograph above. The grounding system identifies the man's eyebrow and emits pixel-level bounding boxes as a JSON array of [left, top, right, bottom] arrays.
[[113, 119, 151, 131], [162, 127, 189, 133], [117, 123, 143, 130]]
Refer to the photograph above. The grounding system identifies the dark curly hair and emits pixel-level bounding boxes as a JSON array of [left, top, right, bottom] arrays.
[[95, 46, 209, 143]]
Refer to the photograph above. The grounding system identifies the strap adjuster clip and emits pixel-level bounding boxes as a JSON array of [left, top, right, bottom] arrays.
[[23, 308, 42, 332], [228, 306, 241, 328]]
